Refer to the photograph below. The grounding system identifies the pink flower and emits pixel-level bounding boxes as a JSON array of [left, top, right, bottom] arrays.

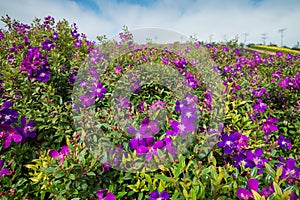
[[0, 124, 22, 149], [49, 145, 71, 165], [115, 65, 122, 74], [97, 190, 115, 200]]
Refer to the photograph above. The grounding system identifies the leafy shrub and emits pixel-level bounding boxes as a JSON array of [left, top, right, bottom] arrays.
[[0, 16, 299, 200]]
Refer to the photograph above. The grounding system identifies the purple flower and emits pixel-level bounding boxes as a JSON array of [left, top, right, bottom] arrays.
[[276, 51, 283, 57], [0, 126, 22, 149], [150, 101, 166, 111], [140, 119, 160, 136], [262, 116, 278, 136], [43, 16, 54, 25], [162, 57, 169, 65], [204, 91, 212, 110], [0, 102, 18, 125], [253, 99, 268, 115], [175, 94, 198, 114], [246, 148, 268, 174], [237, 188, 253, 200], [222, 46, 229, 52], [218, 132, 248, 155], [218, 133, 237, 154], [20, 46, 42, 74], [119, 32, 133, 42], [127, 124, 151, 150], [276, 157, 300, 180], [0, 30, 4, 41], [15, 116, 36, 143], [252, 88, 269, 98], [42, 40, 55, 51], [163, 136, 177, 157], [233, 152, 255, 169], [130, 80, 141, 93], [96, 190, 115, 200], [89, 66, 99, 81], [169, 119, 194, 137], [116, 96, 130, 109], [49, 145, 71, 164], [79, 93, 95, 107], [88, 47, 106, 64], [52, 32, 58, 40], [90, 82, 107, 99], [290, 192, 299, 200], [79, 78, 89, 89], [148, 190, 170, 200], [185, 72, 198, 88], [128, 118, 161, 150], [259, 184, 274, 198], [74, 40, 82, 48], [138, 100, 145, 112], [0, 160, 10, 178], [277, 135, 292, 150], [71, 25, 80, 38], [234, 49, 240, 56], [174, 58, 187, 72], [136, 137, 164, 162], [190, 60, 197, 66], [237, 179, 259, 199], [24, 36, 30, 45], [35, 68, 51, 82], [68, 71, 78, 84], [115, 65, 122, 74], [103, 163, 110, 172], [272, 71, 282, 80], [224, 65, 232, 73], [279, 77, 291, 89], [181, 106, 197, 121]]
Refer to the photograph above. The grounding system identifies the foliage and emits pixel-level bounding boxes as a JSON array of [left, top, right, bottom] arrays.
[[0, 16, 299, 199]]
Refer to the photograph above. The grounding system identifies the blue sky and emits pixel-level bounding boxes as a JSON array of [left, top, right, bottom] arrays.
[[0, 0, 299, 47]]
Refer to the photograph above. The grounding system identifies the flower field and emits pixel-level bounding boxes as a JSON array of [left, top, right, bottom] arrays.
[[0, 16, 299, 200], [248, 45, 300, 55]]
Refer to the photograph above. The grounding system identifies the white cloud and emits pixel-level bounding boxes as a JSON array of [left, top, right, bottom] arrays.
[[0, 0, 299, 47]]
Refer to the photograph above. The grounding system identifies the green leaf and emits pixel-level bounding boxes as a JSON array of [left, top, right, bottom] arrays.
[[158, 180, 165, 192], [87, 171, 96, 176], [217, 196, 231, 200], [216, 167, 225, 185], [179, 154, 186, 169], [42, 167, 56, 173], [183, 189, 189, 199], [69, 174, 76, 180], [276, 166, 282, 179], [273, 182, 282, 196], [190, 188, 197, 200], [251, 190, 262, 200], [116, 192, 127, 198], [155, 174, 173, 182], [138, 192, 144, 200], [174, 167, 182, 179], [145, 174, 152, 184], [264, 163, 276, 178], [251, 167, 258, 177], [26, 164, 38, 171], [55, 171, 65, 179]]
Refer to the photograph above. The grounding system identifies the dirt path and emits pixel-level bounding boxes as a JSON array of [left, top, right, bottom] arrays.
[[244, 47, 276, 55]]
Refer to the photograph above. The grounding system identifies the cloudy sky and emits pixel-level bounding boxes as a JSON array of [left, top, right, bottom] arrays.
[[0, 0, 299, 47]]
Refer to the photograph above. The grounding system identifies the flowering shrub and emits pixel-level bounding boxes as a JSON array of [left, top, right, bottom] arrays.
[[0, 16, 299, 199]]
